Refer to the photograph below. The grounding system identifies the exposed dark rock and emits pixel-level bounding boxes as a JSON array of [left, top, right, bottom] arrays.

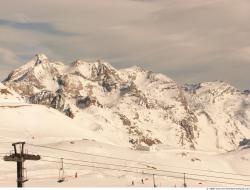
[[64, 108, 75, 118], [29, 90, 69, 115], [76, 96, 103, 109], [51, 93, 65, 111], [29, 91, 55, 105], [0, 88, 12, 95], [239, 138, 250, 147], [76, 96, 92, 109], [100, 75, 117, 92], [117, 113, 131, 126]]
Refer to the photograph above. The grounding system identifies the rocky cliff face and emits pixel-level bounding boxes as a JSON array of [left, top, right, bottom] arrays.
[[2, 54, 250, 151]]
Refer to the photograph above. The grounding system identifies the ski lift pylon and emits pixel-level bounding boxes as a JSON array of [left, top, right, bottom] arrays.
[[57, 158, 65, 183]]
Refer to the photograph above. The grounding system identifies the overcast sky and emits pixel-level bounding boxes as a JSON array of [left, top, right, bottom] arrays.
[[0, 0, 250, 89]]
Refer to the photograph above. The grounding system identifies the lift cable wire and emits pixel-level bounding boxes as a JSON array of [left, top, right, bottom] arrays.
[[27, 143, 250, 177], [39, 154, 250, 183], [1, 153, 250, 186], [39, 159, 250, 187]]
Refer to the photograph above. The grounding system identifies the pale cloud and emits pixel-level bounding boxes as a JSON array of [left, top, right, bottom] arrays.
[[235, 46, 250, 62], [0, 0, 249, 89], [0, 19, 77, 36], [0, 48, 19, 65], [0, 48, 20, 80]]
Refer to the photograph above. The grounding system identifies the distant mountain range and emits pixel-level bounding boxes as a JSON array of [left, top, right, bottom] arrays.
[[1, 54, 250, 151]]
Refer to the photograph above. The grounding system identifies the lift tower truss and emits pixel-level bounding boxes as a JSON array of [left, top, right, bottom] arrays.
[[4, 142, 40, 188]]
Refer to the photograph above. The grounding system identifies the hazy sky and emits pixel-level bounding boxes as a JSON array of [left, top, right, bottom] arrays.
[[0, 0, 250, 89]]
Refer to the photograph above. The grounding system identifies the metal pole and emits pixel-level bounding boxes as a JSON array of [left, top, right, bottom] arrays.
[[58, 158, 65, 183], [153, 174, 156, 188], [4, 142, 40, 187], [17, 161, 23, 187], [61, 158, 64, 180], [184, 173, 187, 187]]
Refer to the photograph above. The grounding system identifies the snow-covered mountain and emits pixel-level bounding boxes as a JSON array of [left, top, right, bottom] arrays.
[[183, 82, 250, 151], [2, 54, 250, 151]]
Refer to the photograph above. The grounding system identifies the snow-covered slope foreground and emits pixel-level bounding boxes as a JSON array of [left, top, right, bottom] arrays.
[[1, 139, 250, 187], [2, 54, 250, 151], [0, 104, 96, 144], [0, 102, 129, 147]]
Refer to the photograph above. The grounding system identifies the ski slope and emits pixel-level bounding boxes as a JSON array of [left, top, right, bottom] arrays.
[[0, 103, 250, 187], [1, 138, 250, 187]]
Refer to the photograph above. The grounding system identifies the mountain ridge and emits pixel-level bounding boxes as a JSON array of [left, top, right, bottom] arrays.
[[2, 54, 250, 152]]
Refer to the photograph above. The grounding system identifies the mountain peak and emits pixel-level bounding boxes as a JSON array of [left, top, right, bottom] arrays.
[[68, 59, 118, 82], [35, 53, 49, 65], [184, 80, 238, 93]]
